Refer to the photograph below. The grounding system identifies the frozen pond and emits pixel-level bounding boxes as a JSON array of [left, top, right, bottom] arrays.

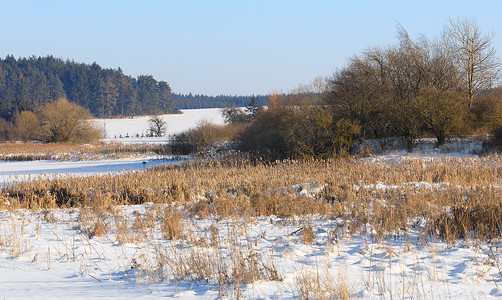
[[0, 107, 220, 185], [0, 157, 180, 186]]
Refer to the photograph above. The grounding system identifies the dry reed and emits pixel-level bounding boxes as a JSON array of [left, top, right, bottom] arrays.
[[1, 153, 501, 243]]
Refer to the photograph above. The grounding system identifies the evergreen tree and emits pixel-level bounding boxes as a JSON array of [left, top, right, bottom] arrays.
[[246, 96, 261, 118]]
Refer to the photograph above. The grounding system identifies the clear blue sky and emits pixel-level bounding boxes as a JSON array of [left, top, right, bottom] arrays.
[[1, 0, 502, 96]]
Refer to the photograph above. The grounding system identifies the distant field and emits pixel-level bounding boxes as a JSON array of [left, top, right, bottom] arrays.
[[95, 108, 225, 143]]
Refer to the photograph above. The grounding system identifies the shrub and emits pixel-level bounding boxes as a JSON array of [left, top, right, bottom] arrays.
[[170, 130, 198, 155], [171, 120, 243, 155], [40, 98, 104, 143], [15, 111, 42, 142], [0, 118, 15, 142], [237, 108, 288, 161], [471, 90, 502, 133], [492, 125, 502, 151], [419, 88, 467, 146], [237, 104, 360, 160], [282, 107, 334, 159], [332, 119, 360, 157]]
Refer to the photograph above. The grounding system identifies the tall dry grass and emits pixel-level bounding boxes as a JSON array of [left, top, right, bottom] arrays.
[[1, 153, 501, 242], [1, 152, 502, 298]]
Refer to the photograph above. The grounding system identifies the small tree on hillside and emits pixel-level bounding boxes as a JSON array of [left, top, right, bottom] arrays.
[[148, 115, 167, 137], [40, 98, 104, 143]]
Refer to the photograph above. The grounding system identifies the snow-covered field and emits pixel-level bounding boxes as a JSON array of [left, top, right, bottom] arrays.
[[1, 204, 501, 299], [0, 108, 222, 185], [96, 108, 225, 143], [0, 110, 500, 299]]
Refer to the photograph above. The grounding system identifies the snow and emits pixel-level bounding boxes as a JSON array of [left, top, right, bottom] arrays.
[[360, 137, 485, 158], [0, 207, 501, 299], [0, 107, 222, 185], [0, 157, 182, 186], [96, 108, 225, 143], [0, 109, 500, 298]]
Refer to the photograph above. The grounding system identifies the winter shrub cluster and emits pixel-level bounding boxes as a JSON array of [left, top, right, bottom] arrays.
[[231, 19, 502, 159], [0, 98, 103, 143]]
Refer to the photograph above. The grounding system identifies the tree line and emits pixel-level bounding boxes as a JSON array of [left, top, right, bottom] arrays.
[[326, 19, 502, 151], [0, 55, 271, 122], [0, 55, 177, 121], [172, 93, 268, 109], [231, 18, 502, 159]]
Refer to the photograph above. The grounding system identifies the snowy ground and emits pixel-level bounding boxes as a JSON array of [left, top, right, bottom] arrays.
[[0, 109, 500, 298], [96, 108, 225, 143], [360, 137, 485, 158], [1, 153, 501, 299], [0, 107, 221, 185], [1, 203, 501, 299]]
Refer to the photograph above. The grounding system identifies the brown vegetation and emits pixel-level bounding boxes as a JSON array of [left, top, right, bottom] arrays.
[[1, 153, 501, 243], [15, 111, 42, 142], [171, 120, 244, 155], [0, 98, 104, 144], [233, 19, 502, 160], [0, 149, 501, 297], [39, 98, 104, 143]]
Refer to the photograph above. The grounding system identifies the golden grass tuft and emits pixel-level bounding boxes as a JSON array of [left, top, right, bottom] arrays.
[[160, 206, 185, 240]]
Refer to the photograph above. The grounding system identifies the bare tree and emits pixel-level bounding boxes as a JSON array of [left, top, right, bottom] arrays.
[[327, 25, 467, 150], [445, 17, 502, 110], [148, 115, 167, 137], [292, 76, 328, 105], [326, 52, 391, 140], [386, 37, 429, 151]]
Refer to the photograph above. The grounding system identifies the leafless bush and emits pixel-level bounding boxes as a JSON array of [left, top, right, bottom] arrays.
[[39, 98, 104, 143], [171, 120, 243, 155]]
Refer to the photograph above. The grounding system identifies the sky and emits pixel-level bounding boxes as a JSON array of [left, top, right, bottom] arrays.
[[1, 0, 502, 96]]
